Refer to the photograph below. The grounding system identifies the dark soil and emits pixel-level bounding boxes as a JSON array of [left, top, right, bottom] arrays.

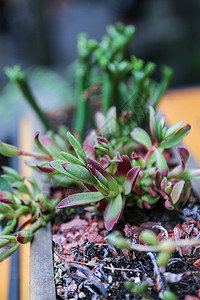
[[52, 197, 200, 300]]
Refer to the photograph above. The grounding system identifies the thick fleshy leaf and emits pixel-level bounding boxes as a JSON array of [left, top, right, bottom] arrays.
[[0, 202, 15, 216], [178, 147, 189, 167], [12, 182, 30, 195], [179, 168, 200, 180], [87, 157, 119, 193], [96, 136, 109, 144], [49, 160, 79, 181], [60, 152, 85, 166], [62, 163, 97, 186], [41, 136, 61, 159], [2, 166, 22, 181], [149, 106, 159, 142], [155, 148, 168, 177], [104, 193, 123, 231], [37, 165, 56, 173], [87, 164, 109, 195], [67, 132, 87, 166], [168, 147, 189, 177], [100, 157, 110, 169], [117, 155, 132, 176], [0, 177, 12, 192], [95, 112, 106, 132], [155, 188, 169, 201], [0, 141, 20, 157], [160, 125, 191, 149], [57, 192, 105, 208], [93, 145, 109, 155], [83, 130, 96, 159], [131, 128, 152, 149], [34, 132, 52, 157], [124, 166, 140, 195], [164, 121, 185, 139], [170, 180, 185, 205], [83, 183, 98, 192], [112, 152, 123, 163]]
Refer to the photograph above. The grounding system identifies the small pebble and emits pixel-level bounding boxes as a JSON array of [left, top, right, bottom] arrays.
[[79, 292, 86, 298], [103, 257, 111, 263], [108, 275, 113, 284]]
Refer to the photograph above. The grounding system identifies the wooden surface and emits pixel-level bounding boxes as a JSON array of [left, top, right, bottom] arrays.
[[29, 223, 56, 300], [1, 86, 200, 300]]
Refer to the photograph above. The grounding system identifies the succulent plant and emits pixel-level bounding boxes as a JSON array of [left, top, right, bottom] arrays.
[[1, 107, 199, 232], [0, 167, 60, 261]]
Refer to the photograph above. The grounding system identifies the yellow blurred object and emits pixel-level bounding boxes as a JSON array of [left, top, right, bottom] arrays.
[[159, 87, 200, 163], [18, 114, 33, 300], [0, 258, 11, 300]]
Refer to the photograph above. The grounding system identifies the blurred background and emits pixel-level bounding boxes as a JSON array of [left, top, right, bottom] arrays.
[[0, 1, 200, 299]]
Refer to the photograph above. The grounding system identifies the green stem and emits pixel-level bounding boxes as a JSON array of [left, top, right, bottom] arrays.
[[14, 206, 31, 219], [75, 65, 91, 141], [16, 79, 52, 131], [1, 219, 17, 235], [0, 242, 20, 262], [103, 74, 119, 115]]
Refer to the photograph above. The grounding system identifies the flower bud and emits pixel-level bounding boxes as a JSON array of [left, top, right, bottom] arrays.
[[17, 230, 33, 244]]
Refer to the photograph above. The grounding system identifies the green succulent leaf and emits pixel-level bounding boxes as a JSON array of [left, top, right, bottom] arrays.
[[149, 106, 159, 141], [12, 182, 30, 195], [155, 148, 168, 177], [0, 177, 12, 192], [131, 128, 152, 149], [164, 120, 185, 139], [104, 193, 123, 231], [49, 160, 79, 181], [160, 125, 191, 149], [0, 141, 21, 157], [107, 231, 131, 249], [57, 192, 105, 208], [34, 132, 52, 157], [62, 163, 98, 186], [124, 166, 140, 195], [170, 180, 185, 205], [67, 132, 87, 166], [60, 151, 85, 166]]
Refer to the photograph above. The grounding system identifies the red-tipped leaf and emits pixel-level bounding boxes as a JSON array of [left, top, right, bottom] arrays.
[[104, 193, 123, 231], [117, 155, 132, 176], [124, 166, 140, 195]]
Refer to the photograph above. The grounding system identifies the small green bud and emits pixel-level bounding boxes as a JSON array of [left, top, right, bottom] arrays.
[[17, 230, 33, 244], [163, 290, 177, 300], [132, 281, 149, 295], [140, 230, 158, 246], [156, 251, 170, 266], [107, 232, 131, 249]]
